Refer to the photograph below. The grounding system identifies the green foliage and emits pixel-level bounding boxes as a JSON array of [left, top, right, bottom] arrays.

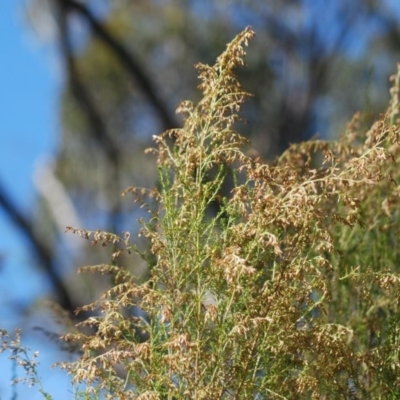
[[5, 27, 400, 399]]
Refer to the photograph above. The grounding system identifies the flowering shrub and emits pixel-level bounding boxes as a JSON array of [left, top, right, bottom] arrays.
[[4, 27, 400, 399]]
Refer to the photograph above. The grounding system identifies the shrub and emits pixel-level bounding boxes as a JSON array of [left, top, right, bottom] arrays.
[[4, 27, 400, 399]]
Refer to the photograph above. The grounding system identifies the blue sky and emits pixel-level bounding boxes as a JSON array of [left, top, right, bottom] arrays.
[[0, 2, 73, 398], [0, 1, 57, 314], [1, 2, 58, 206]]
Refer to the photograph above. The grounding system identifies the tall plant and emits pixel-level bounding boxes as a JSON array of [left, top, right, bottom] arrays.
[[57, 28, 400, 399]]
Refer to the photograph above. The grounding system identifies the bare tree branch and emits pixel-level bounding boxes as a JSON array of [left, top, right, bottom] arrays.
[[57, 3, 120, 167], [0, 178, 75, 313]]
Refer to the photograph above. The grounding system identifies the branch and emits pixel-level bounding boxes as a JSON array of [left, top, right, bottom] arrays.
[[58, 0, 179, 131], [57, 6, 120, 167], [0, 178, 76, 313]]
